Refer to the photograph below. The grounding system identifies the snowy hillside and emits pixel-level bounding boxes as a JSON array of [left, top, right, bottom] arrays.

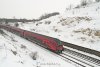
[[0, 29, 75, 67], [18, 2, 100, 52], [1, 1, 100, 67]]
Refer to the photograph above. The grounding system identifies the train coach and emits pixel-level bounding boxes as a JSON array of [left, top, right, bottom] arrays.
[[0, 24, 64, 53]]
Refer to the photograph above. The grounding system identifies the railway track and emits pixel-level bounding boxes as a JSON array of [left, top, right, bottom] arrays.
[[63, 42, 100, 57], [17, 35, 100, 67], [61, 47, 100, 67], [2, 29, 100, 67], [22, 36, 96, 67], [59, 53, 92, 67], [31, 40, 96, 67]]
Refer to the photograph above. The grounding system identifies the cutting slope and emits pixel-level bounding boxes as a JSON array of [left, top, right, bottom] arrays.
[[18, 2, 100, 51]]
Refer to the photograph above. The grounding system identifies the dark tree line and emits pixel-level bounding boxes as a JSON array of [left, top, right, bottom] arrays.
[[0, 18, 35, 23], [95, 0, 100, 2], [39, 12, 59, 20], [80, 0, 100, 6], [0, 12, 59, 23]]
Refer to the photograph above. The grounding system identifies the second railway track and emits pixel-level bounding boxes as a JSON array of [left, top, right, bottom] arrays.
[[62, 47, 100, 67], [59, 53, 92, 67], [1, 25, 100, 67]]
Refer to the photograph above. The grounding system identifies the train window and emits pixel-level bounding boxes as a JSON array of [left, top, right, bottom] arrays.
[[55, 38, 62, 46], [58, 41, 62, 46]]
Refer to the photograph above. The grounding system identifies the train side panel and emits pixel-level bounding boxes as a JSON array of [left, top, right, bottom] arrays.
[[23, 30, 58, 51], [0, 25, 64, 53]]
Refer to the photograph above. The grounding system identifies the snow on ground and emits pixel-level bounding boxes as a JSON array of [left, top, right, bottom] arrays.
[[18, 2, 100, 52], [0, 29, 75, 67], [1, 2, 100, 67]]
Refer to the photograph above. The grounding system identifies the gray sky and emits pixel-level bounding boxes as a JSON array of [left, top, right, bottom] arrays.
[[0, 0, 80, 19]]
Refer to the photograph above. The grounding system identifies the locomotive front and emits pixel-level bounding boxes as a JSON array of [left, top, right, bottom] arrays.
[[54, 38, 64, 53]]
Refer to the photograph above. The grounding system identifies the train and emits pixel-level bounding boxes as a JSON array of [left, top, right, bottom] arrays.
[[0, 24, 64, 53]]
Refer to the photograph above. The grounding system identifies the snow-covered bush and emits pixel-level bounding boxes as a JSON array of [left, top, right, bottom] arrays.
[[94, 31, 100, 36], [11, 50, 17, 55], [21, 45, 26, 49], [45, 21, 51, 24], [81, 0, 88, 6], [15, 22, 19, 27], [61, 17, 91, 26], [29, 52, 38, 60], [75, 5, 80, 8], [74, 28, 100, 38], [80, 0, 94, 6], [0, 29, 7, 35], [80, 37, 86, 41], [95, 0, 100, 2], [0, 29, 4, 34]]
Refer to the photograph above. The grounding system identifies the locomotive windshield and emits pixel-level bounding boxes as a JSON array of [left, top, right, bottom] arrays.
[[55, 38, 62, 46]]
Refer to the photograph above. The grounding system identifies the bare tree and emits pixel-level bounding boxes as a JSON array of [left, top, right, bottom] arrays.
[[81, 0, 88, 6], [95, 0, 100, 2], [15, 22, 19, 27], [88, 0, 94, 4], [29, 52, 38, 60]]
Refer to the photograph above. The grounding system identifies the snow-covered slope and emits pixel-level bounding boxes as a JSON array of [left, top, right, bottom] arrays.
[[18, 2, 100, 52], [0, 29, 75, 67], [1, 2, 100, 67]]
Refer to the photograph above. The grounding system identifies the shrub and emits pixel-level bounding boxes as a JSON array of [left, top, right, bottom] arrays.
[[15, 23, 19, 27], [11, 50, 17, 55], [45, 21, 51, 24], [95, 0, 100, 2], [0, 29, 7, 35], [75, 5, 80, 8], [95, 31, 100, 36], [29, 52, 38, 60], [21, 45, 26, 49], [81, 0, 88, 6]]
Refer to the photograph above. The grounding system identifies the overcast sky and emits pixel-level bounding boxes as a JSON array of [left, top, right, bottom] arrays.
[[0, 0, 80, 19]]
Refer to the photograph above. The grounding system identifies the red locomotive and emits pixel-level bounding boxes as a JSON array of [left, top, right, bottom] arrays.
[[0, 24, 64, 53]]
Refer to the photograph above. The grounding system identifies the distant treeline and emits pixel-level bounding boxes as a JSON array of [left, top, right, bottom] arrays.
[[0, 18, 35, 23], [39, 12, 59, 20], [0, 12, 59, 23]]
